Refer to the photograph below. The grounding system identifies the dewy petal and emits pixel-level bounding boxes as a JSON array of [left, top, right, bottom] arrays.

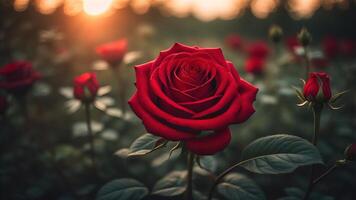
[[128, 93, 196, 140], [185, 128, 231, 155]]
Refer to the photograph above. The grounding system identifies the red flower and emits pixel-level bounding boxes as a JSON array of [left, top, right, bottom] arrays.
[[303, 72, 332, 102], [225, 34, 242, 51], [129, 43, 258, 155], [73, 72, 99, 102], [0, 61, 41, 95], [322, 36, 338, 59], [0, 95, 8, 115], [246, 41, 269, 59], [244, 57, 265, 75], [339, 39, 355, 57], [285, 36, 301, 53], [345, 143, 356, 161], [95, 39, 128, 65]]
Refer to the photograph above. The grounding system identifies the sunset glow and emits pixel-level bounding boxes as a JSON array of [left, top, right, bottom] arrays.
[[83, 0, 114, 16]]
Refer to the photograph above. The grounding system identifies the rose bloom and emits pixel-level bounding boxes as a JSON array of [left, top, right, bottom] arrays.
[[225, 34, 243, 51], [0, 95, 8, 115], [322, 36, 338, 59], [244, 57, 265, 75], [246, 41, 269, 59], [73, 72, 99, 102], [0, 61, 41, 95], [129, 43, 258, 155], [95, 39, 128, 66], [303, 72, 331, 102]]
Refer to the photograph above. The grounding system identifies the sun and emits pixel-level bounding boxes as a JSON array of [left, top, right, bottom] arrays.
[[83, 0, 114, 16]]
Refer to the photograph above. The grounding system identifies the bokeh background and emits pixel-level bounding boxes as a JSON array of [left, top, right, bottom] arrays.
[[1, 0, 356, 199]]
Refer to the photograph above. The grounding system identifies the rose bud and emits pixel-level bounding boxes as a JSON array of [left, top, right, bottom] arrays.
[[95, 39, 128, 66], [344, 144, 356, 161], [244, 57, 265, 75], [303, 72, 332, 103], [269, 25, 283, 43], [322, 36, 338, 59], [246, 41, 269, 59], [339, 39, 354, 57], [0, 95, 8, 115], [73, 72, 99, 103], [129, 43, 258, 155], [298, 27, 312, 47], [0, 61, 41, 96], [225, 34, 243, 51]]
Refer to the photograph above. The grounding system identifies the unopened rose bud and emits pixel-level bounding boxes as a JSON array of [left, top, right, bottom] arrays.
[[298, 28, 312, 47], [269, 25, 283, 43], [303, 72, 332, 103], [344, 143, 356, 161], [95, 39, 128, 67], [73, 72, 99, 103]]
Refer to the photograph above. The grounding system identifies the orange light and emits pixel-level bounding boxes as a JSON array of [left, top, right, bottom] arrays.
[[83, 0, 114, 16]]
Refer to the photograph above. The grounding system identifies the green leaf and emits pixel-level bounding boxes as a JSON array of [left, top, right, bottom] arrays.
[[152, 171, 187, 197], [217, 173, 266, 200], [240, 134, 323, 174], [96, 179, 148, 200], [197, 156, 217, 172], [128, 133, 167, 156]]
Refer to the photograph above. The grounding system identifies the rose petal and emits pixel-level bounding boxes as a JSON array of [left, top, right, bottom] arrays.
[[185, 128, 231, 155]]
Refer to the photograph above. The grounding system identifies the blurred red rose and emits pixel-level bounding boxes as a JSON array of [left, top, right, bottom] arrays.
[[225, 34, 243, 51], [0, 95, 8, 115], [0, 61, 41, 95], [129, 43, 258, 155], [303, 72, 331, 102], [73, 72, 99, 102], [244, 57, 265, 75], [322, 36, 338, 59], [285, 36, 301, 53], [95, 39, 128, 66], [339, 39, 355, 57], [246, 41, 269, 59]]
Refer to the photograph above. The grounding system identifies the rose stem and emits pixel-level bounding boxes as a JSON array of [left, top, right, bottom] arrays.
[[84, 103, 98, 177], [185, 152, 195, 200], [303, 103, 323, 200], [304, 46, 311, 79]]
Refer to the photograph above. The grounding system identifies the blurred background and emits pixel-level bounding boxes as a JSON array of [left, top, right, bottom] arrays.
[[1, 0, 356, 200]]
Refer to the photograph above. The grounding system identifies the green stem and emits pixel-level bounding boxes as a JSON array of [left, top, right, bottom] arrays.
[[84, 103, 97, 175], [207, 160, 248, 200], [303, 104, 323, 200], [185, 152, 195, 200]]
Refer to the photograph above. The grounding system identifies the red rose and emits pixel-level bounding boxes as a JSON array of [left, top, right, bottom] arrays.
[[285, 36, 301, 53], [339, 39, 354, 57], [345, 143, 356, 161], [73, 72, 99, 102], [246, 41, 269, 59], [0, 61, 41, 95], [129, 43, 258, 155], [322, 36, 338, 59], [95, 39, 128, 65], [244, 57, 265, 75], [0, 95, 8, 115], [303, 72, 331, 102], [225, 34, 243, 51]]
